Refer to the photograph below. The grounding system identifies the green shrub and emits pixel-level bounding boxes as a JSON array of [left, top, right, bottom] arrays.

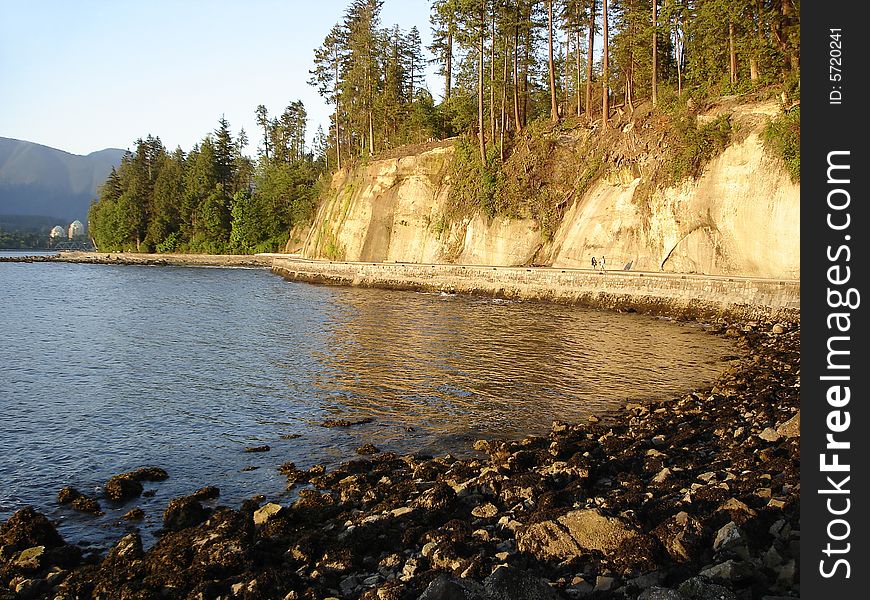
[[668, 114, 733, 182], [762, 106, 800, 182]]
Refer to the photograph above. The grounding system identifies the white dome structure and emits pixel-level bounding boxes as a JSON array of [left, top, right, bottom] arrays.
[[68, 220, 85, 239], [50, 225, 65, 239]]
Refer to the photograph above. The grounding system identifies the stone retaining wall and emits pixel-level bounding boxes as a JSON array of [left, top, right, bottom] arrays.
[[272, 258, 800, 323]]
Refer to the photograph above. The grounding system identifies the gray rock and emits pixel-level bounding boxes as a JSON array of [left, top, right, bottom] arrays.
[[699, 559, 755, 583], [594, 576, 616, 592], [713, 522, 746, 555], [484, 566, 561, 600], [677, 576, 739, 600], [637, 588, 682, 600], [416, 574, 487, 600]]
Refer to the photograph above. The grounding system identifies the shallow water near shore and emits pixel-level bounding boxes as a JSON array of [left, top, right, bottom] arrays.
[[0, 260, 737, 550]]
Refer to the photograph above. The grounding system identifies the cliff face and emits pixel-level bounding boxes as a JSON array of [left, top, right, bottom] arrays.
[[299, 101, 799, 279]]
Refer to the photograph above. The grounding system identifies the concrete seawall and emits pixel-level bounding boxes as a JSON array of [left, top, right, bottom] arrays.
[[272, 257, 800, 322]]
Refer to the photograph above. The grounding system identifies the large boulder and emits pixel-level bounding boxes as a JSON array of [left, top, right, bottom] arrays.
[[0, 506, 65, 551], [163, 497, 209, 531], [517, 508, 656, 570]]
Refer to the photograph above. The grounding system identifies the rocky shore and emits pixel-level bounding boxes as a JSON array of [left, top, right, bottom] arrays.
[[0, 318, 799, 600], [0, 252, 274, 268]]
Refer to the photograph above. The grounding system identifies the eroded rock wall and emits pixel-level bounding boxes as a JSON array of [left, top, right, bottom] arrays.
[[300, 102, 799, 279]]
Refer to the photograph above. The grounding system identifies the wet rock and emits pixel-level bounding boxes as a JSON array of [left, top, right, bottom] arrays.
[[244, 445, 271, 453], [357, 443, 380, 455], [321, 417, 375, 428], [105, 532, 144, 563], [0, 506, 65, 550], [191, 485, 220, 501], [162, 496, 209, 531], [414, 483, 456, 511], [122, 508, 145, 521], [57, 487, 103, 515], [13, 577, 44, 599], [128, 466, 168, 481], [104, 474, 144, 502]]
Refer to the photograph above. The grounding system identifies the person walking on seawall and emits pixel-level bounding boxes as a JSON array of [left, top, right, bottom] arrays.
[[591, 256, 597, 270], [600, 256, 606, 272]]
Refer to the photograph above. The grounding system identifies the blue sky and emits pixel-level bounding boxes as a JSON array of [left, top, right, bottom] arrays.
[[0, 0, 438, 156]]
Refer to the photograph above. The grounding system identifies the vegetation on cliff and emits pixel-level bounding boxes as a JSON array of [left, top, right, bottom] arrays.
[[89, 0, 800, 254], [310, 0, 799, 168], [88, 115, 325, 254]]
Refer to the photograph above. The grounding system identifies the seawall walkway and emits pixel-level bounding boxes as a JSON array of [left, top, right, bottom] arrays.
[[9, 252, 798, 322], [270, 256, 800, 322]]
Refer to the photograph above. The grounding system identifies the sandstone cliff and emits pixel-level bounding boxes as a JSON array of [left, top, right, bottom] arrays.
[[296, 100, 799, 280]]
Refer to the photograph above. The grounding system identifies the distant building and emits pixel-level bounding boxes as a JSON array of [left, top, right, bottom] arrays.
[[68, 220, 85, 239], [50, 225, 65, 239]]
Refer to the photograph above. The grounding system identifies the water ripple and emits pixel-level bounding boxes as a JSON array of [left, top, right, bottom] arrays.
[[0, 261, 736, 549]]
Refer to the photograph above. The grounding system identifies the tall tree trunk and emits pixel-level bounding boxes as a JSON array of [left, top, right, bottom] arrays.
[[585, 0, 596, 119], [368, 111, 374, 156], [500, 33, 509, 162], [334, 59, 341, 170], [478, 7, 486, 163], [490, 9, 496, 139], [548, 1, 559, 123], [749, 0, 762, 80], [446, 29, 453, 101], [513, 10, 522, 132], [729, 21, 738, 85], [652, 0, 658, 105], [522, 10, 530, 128], [564, 32, 571, 117], [602, 0, 609, 127], [576, 27, 582, 116]]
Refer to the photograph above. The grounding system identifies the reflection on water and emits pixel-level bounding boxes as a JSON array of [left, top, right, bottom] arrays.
[[311, 289, 732, 447], [0, 261, 736, 549]]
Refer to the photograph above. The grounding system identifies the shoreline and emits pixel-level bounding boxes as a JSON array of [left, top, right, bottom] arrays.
[[0, 251, 274, 268], [1, 252, 800, 599], [4, 251, 799, 323], [0, 314, 800, 599]]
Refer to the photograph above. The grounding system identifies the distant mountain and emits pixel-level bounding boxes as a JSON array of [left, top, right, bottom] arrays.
[[0, 137, 126, 228]]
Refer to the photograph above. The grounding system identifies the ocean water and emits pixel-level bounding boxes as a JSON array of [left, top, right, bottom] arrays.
[[0, 257, 736, 549]]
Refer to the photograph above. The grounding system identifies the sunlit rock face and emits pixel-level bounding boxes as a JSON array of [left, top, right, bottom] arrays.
[[300, 101, 798, 280]]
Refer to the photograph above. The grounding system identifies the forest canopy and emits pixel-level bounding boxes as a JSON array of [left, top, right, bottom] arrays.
[[90, 0, 799, 254]]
